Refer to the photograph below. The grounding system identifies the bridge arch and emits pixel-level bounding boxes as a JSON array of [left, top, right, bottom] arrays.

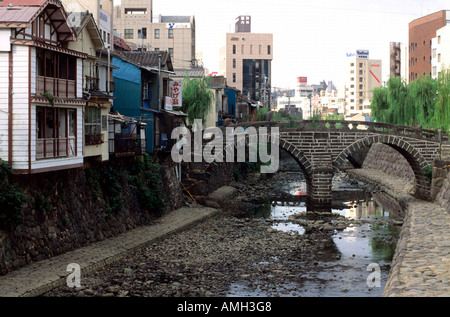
[[333, 135, 432, 200]]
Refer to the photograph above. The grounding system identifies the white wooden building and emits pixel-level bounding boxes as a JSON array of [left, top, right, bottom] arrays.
[[0, 0, 87, 174]]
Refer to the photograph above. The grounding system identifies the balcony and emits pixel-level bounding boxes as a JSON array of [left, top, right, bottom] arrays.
[[85, 133, 104, 146], [37, 76, 76, 99], [36, 137, 76, 159]]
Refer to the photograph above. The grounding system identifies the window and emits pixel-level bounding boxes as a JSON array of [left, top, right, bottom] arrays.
[[233, 58, 236, 68], [438, 36, 441, 44], [85, 106, 102, 145], [138, 27, 147, 39], [232, 45, 236, 54], [125, 8, 147, 14], [168, 29, 173, 39], [154, 29, 160, 39], [433, 48, 437, 58], [267, 45, 271, 54], [154, 48, 159, 52], [168, 48, 173, 57], [36, 106, 77, 159], [233, 73, 236, 82], [124, 29, 133, 39], [438, 53, 441, 62]]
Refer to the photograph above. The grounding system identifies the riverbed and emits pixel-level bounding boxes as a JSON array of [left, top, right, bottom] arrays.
[[43, 161, 403, 297]]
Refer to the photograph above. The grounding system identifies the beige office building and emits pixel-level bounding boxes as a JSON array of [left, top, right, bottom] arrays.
[[219, 16, 273, 107], [345, 50, 382, 116], [113, 0, 195, 69]]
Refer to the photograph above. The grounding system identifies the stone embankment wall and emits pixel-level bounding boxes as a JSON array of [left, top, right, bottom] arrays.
[[0, 158, 185, 275], [363, 143, 449, 211], [433, 161, 450, 213], [362, 143, 415, 183]]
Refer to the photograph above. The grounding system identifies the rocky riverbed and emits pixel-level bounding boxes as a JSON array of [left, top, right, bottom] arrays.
[[42, 169, 401, 297]]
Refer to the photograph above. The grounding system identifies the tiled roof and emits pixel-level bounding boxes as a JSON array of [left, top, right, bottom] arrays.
[[120, 51, 173, 70], [113, 36, 131, 51], [173, 68, 206, 78]]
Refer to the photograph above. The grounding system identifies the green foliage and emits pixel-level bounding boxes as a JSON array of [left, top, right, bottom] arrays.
[[371, 71, 450, 133], [100, 167, 123, 214], [128, 154, 165, 214], [257, 106, 269, 121], [435, 70, 450, 133], [423, 166, 432, 183], [85, 168, 101, 200], [0, 159, 28, 227], [182, 76, 215, 125]]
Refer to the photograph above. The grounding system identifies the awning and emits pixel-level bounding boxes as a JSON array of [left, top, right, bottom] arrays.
[[162, 109, 188, 117]]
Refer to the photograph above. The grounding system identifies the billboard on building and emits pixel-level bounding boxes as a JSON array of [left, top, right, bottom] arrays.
[[166, 23, 191, 29], [356, 50, 369, 59], [297, 77, 307, 86], [169, 80, 183, 107]]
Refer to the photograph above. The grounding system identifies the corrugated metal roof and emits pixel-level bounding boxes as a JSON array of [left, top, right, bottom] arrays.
[[0, 0, 47, 7], [0, 6, 40, 23]]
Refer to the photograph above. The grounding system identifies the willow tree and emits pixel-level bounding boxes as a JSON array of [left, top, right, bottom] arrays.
[[181, 76, 214, 126], [435, 69, 450, 133], [408, 74, 437, 128], [371, 86, 390, 123], [386, 77, 409, 125]]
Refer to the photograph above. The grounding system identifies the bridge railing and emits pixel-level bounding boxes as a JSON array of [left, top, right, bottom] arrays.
[[223, 120, 449, 143]]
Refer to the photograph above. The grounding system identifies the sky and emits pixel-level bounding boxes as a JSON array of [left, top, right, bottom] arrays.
[[149, 0, 449, 90]]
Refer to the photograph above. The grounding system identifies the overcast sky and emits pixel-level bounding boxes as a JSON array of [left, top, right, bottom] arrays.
[[150, 0, 448, 90]]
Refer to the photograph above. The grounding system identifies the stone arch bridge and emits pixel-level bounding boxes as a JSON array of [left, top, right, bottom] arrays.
[[218, 120, 449, 210]]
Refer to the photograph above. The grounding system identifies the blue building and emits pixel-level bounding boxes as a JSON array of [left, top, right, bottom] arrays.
[[112, 51, 177, 153]]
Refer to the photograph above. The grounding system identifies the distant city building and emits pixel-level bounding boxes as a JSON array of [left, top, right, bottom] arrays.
[[345, 50, 382, 115], [408, 10, 449, 82], [235, 15, 251, 33], [431, 24, 450, 79], [219, 16, 273, 108], [113, 0, 196, 69], [62, 0, 113, 48]]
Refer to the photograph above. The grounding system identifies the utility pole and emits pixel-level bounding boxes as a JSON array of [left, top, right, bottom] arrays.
[[158, 52, 162, 111]]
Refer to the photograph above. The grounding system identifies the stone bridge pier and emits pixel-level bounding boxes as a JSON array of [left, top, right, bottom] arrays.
[[307, 154, 334, 211]]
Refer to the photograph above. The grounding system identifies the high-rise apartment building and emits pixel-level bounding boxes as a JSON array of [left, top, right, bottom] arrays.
[[113, 0, 195, 69], [431, 24, 450, 79], [389, 42, 409, 82], [408, 10, 449, 82], [345, 50, 382, 115], [219, 16, 273, 108]]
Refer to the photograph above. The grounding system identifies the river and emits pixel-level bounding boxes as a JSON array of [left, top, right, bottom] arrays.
[[227, 169, 403, 297]]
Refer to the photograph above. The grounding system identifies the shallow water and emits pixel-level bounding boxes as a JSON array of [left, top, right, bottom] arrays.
[[227, 172, 402, 297]]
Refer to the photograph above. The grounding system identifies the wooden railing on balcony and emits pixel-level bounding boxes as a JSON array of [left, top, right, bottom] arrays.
[[109, 134, 145, 157], [36, 137, 76, 159], [85, 133, 104, 146], [37, 75, 76, 99]]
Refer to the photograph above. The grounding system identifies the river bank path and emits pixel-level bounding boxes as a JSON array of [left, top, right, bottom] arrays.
[[346, 168, 450, 297]]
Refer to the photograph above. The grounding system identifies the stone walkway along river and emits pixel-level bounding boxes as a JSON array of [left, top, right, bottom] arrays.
[[0, 169, 448, 297]]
